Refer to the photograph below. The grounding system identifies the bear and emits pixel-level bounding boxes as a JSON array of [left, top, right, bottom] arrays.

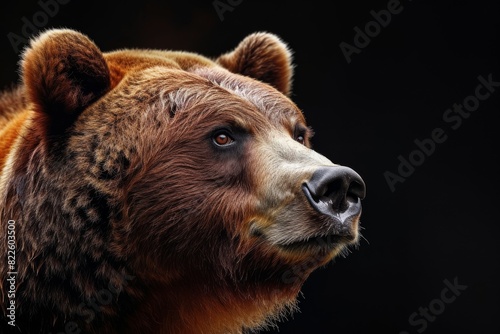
[[0, 28, 366, 334]]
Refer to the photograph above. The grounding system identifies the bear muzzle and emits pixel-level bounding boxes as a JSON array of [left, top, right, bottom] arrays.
[[302, 166, 366, 235]]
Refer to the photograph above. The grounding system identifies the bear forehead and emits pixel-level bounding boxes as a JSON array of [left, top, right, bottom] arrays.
[[108, 63, 306, 132], [194, 67, 304, 125]]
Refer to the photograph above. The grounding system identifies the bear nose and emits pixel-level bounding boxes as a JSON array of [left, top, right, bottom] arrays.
[[302, 166, 366, 222]]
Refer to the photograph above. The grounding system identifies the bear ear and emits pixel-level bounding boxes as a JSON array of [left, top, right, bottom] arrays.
[[215, 32, 294, 96], [21, 28, 110, 133]]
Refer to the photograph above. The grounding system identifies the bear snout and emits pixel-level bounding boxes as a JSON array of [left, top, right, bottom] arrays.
[[302, 166, 366, 226]]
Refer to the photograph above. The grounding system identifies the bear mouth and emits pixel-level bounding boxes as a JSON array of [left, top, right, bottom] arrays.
[[276, 233, 355, 251]]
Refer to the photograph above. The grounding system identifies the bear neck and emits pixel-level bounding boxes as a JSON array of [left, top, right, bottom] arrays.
[[124, 274, 301, 334]]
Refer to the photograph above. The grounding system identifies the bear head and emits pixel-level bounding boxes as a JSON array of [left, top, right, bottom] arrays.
[[0, 29, 365, 333]]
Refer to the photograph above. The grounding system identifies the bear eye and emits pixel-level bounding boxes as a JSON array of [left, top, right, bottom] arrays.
[[294, 124, 313, 146], [295, 135, 305, 145], [213, 131, 235, 146]]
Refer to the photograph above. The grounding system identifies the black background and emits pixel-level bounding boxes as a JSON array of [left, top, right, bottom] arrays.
[[1, 1, 499, 333]]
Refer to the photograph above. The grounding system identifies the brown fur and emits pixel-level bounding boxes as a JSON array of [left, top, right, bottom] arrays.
[[0, 29, 363, 333]]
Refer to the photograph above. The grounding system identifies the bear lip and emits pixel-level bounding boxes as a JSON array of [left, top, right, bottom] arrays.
[[249, 215, 359, 253], [276, 233, 355, 251]]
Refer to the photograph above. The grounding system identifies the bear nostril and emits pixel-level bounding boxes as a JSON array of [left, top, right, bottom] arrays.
[[346, 180, 365, 203], [317, 179, 344, 209], [302, 166, 366, 219]]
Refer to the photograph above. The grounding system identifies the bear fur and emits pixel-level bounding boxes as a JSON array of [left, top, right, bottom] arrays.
[[0, 29, 365, 333]]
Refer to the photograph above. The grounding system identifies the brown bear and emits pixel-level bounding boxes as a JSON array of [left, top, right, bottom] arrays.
[[0, 29, 366, 334]]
